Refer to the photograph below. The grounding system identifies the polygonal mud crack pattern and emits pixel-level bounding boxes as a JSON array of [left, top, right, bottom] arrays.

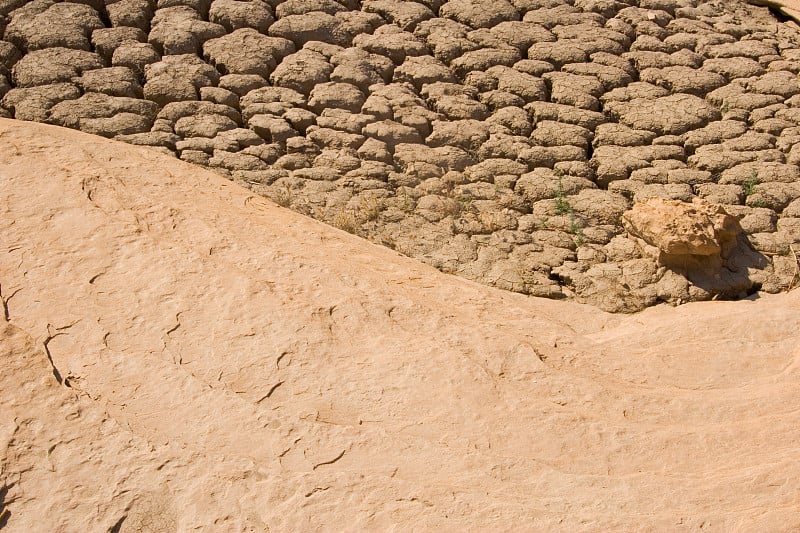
[[2, 0, 800, 311]]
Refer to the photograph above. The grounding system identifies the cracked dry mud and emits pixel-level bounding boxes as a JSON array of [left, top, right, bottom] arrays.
[[2, 0, 800, 310]]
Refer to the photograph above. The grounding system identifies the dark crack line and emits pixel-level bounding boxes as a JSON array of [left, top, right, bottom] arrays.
[[166, 312, 182, 336], [312, 449, 346, 470], [304, 486, 330, 497], [256, 381, 284, 404], [0, 284, 21, 322], [43, 332, 65, 385], [108, 514, 127, 533], [42, 323, 78, 386]]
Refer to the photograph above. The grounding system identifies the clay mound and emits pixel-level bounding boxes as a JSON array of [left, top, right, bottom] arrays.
[[2, 120, 799, 530], [2, 0, 800, 311]]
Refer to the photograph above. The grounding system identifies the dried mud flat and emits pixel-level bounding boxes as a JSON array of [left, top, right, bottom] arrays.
[[2, 119, 800, 531], [1, 0, 800, 310]]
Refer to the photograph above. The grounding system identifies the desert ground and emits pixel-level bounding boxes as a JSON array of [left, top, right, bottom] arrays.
[[1, 0, 800, 310], [1, 0, 800, 531]]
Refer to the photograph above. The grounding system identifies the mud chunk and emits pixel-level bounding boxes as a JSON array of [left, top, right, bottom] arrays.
[[209, 0, 274, 32], [640, 66, 726, 96], [452, 47, 522, 77], [5, 1, 103, 51], [605, 94, 720, 136], [149, 6, 226, 55], [701, 40, 778, 60], [91, 27, 148, 63], [204, 28, 295, 78], [702, 57, 765, 80], [489, 20, 555, 50], [415, 17, 479, 63], [523, 5, 604, 28], [528, 40, 588, 67], [219, 74, 268, 97], [74, 67, 143, 98], [353, 24, 428, 64], [441, 0, 520, 28], [745, 70, 800, 99], [394, 55, 457, 90], [308, 82, 365, 114], [363, 119, 423, 148], [175, 113, 238, 138], [487, 106, 532, 136], [12, 48, 103, 88], [489, 66, 548, 102], [270, 49, 333, 95], [427, 119, 490, 151], [48, 92, 158, 137], [526, 101, 607, 129], [112, 42, 160, 77], [561, 62, 633, 91], [331, 47, 393, 91], [275, 0, 347, 17], [1, 83, 80, 121], [144, 54, 220, 106], [248, 114, 298, 143], [200, 86, 239, 107], [362, 0, 434, 31], [531, 120, 592, 150], [594, 123, 656, 147], [210, 149, 271, 171], [269, 12, 349, 47], [106, 0, 155, 32]]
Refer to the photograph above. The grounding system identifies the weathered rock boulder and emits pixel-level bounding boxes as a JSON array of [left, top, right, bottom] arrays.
[[623, 198, 740, 257]]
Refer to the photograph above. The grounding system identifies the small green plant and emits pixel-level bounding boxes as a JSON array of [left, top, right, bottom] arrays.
[[554, 178, 572, 215], [399, 190, 416, 213], [457, 193, 474, 211], [743, 170, 759, 197], [568, 213, 585, 247]]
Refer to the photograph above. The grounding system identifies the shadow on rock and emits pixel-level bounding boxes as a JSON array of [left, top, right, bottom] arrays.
[[624, 198, 770, 300]]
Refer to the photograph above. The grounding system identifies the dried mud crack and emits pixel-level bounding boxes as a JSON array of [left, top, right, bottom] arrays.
[[2, 0, 800, 311]]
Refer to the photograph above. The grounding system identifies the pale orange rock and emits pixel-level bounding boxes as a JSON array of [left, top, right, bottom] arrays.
[[623, 198, 740, 256]]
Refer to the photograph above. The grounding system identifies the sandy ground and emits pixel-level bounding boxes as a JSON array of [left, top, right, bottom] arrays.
[[1, 119, 799, 531]]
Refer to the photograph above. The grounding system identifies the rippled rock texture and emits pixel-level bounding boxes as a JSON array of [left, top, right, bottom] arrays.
[[2, 0, 800, 311]]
